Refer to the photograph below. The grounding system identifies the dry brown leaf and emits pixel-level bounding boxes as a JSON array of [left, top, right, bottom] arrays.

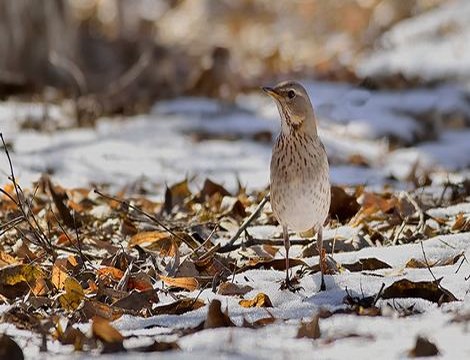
[[128, 231, 179, 255], [58, 276, 84, 311], [134, 340, 180, 352], [217, 282, 253, 296], [128, 231, 171, 247], [113, 289, 159, 312], [204, 299, 235, 329], [342, 258, 392, 272], [452, 213, 470, 232], [239, 293, 273, 308], [382, 278, 457, 303], [0, 334, 24, 360], [0, 251, 20, 267], [153, 298, 205, 315], [408, 336, 439, 357], [97, 266, 124, 281], [296, 314, 321, 339], [92, 316, 125, 353], [82, 300, 123, 321], [160, 275, 199, 291], [164, 179, 192, 212], [329, 186, 360, 223], [0, 264, 43, 298], [128, 272, 153, 291]]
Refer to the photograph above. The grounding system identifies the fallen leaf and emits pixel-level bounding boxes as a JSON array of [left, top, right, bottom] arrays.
[[329, 186, 360, 223], [46, 176, 79, 228], [81, 300, 123, 321], [199, 178, 231, 199], [0, 264, 43, 298], [164, 179, 192, 212], [204, 299, 235, 329], [154, 298, 205, 315], [405, 252, 463, 269], [296, 314, 320, 339], [452, 213, 470, 232], [113, 289, 159, 312], [58, 276, 84, 311], [239, 293, 273, 308], [57, 324, 87, 351], [382, 278, 457, 303], [408, 336, 439, 357], [134, 340, 180, 352], [92, 316, 125, 353], [128, 231, 179, 255], [0, 334, 24, 360], [0, 251, 20, 267], [98, 266, 124, 281], [342, 258, 392, 272], [160, 275, 199, 291], [217, 282, 253, 296]]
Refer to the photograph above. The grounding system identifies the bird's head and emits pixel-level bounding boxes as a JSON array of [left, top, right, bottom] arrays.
[[263, 81, 317, 135]]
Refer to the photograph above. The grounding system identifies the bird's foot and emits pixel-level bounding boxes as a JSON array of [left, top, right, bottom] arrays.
[[280, 276, 303, 292]]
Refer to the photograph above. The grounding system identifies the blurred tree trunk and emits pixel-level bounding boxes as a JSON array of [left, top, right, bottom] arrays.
[[0, 0, 76, 91]]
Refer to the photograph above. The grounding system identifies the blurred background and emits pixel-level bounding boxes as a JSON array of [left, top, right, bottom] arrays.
[[0, 0, 469, 191]]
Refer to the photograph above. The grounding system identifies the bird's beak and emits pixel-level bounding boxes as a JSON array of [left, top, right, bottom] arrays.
[[262, 86, 281, 100]]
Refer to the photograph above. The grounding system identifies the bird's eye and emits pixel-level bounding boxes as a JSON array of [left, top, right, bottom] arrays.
[[287, 90, 296, 99]]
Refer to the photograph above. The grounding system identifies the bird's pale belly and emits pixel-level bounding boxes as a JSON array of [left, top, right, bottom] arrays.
[[271, 176, 330, 233]]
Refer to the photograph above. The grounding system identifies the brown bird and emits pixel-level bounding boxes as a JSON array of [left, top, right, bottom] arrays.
[[263, 81, 330, 291]]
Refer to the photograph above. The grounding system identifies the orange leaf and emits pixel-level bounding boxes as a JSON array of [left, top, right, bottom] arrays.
[[0, 251, 20, 267], [92, 316, 124, 344], [160, 275, 199, 291], [52, 265, 69, 290], [97, 267, 124, 281], [239, 293, 273, 308], [129, 231, 171, 247]]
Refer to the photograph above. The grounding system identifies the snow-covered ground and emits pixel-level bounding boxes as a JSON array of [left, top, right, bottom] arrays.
[[360, 0, 470, 87], [1, 228, 470, 359], [1, 81, 469, 194]]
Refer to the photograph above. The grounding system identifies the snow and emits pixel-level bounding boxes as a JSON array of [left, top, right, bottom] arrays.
[[1, 80, 469, 194], [359, 0, 470, 85]]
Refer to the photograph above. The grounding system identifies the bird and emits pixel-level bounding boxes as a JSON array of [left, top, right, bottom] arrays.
[[263, 81, 331, 291]]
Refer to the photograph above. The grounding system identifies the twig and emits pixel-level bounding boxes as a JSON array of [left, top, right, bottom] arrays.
[[218, 194, 269, 252], [1, 133, 54, 256], [94, 189, 198, 250], [218, 237, 311, 253], [420, 240, 439, 284], [373, 282, 386, 306], [404, 191, 425, 233]]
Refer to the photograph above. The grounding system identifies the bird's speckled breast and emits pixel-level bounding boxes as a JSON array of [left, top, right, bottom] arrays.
[[270, 132, 331, 232]]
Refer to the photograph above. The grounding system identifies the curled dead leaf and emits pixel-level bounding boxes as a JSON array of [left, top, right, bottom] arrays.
[[58, 276, 84, 311], [153, 298, 205, 315], [204, 299, 235, 329], [296, 314, 320, 339], [382, 278, 457, 304], [92, 316, 125, 353], [160, 275, 199, 291], [408, 336, 439, 357], [239, 293, 273, 308], [217, 282, 253, 296], [342, 258, 392, 272], [0, 264, 43, 299]]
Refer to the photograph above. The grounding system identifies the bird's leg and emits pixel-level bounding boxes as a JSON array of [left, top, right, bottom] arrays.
[[280, 226, 302, 292], [283, 226, 290, 286], [317, 227, 326, 291]]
